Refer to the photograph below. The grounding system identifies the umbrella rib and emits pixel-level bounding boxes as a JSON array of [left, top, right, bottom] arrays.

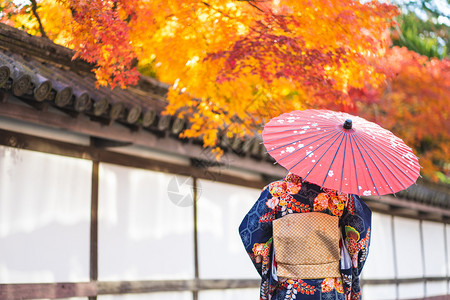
[[276, 130, 342, 165], [262, 124, 338, 137], [352, 133, 381, 196], [352, 134, 397, 195], [356, 131, 419, 179], [264, 123, 338, 129], [357, 131, 419, 174], [286, 131, 343, 172], [302, 131, 344, 182], [354, 134, 414, 190], [265, 117, 342, 128], [265, 130, 337, 154], [339, 133, 348, 194], [263, 127, 336, 144], [349, 133, 360, 196], [320, 131, 346, 189]]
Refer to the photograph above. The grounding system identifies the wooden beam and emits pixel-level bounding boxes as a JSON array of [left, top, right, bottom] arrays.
[[96, 279, 261, 294], [0, 127, 97, 160], [364, 194, 450, 221], [0, 282, 97, 300], [0, 279, 260, 299], [364, 200, 392, 212], [420, 296, 449, 300], [0, 100, 286, 178], [362, 276, 448, 285], [197, 279, 260, 290], [3, 277, 449, 299], [0, 128, 268, 190], [90, 136, 133, 148], [97, 280, 196, 294]]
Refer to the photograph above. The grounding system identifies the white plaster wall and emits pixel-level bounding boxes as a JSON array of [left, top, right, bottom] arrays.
[[98, 163, 195, 280], [0, 145, 91, 283], [196, 179, 261, 279]]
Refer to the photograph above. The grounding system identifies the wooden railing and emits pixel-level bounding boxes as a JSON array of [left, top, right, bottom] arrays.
[[1, 277, 449, 299]]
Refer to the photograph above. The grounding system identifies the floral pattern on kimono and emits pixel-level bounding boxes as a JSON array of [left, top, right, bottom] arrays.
[[239, 173, 372, 300]]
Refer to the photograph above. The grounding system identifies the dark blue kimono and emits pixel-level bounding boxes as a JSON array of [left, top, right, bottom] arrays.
[[239, 173, 372, 300]]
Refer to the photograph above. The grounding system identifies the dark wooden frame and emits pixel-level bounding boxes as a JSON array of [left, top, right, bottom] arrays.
[[1, 278, 449, 299], [89, 161, 99, 300], [0, 128, 449, 299], [0, 98, 286, 179]]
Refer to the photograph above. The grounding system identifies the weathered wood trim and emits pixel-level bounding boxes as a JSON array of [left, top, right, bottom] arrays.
[[96, 280, 197, 294], [0, 282, 97, 300], [418, 297, 449, 300], [193, 179, 200, 300], [88, 161, 100, 300], [90, 161, 99, 281], [2, 277, 449, 299], [0, 99, 285, 178], [97, 279, 261, 294], [363, 195, 450, 221], [0, 128, 267, 190], [361, 276, 449, 285], [0, 127, 96, 159], [197, 279, 262, 290], [0, 279, 261, 299]]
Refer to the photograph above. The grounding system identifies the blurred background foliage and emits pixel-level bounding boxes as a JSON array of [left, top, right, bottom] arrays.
[[392, 0, 449, 59]]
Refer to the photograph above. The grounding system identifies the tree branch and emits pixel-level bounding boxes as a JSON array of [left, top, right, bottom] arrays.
[[201, 1, 234, 19], [238, 0, 265, 12], [30, 0, 48, 39]]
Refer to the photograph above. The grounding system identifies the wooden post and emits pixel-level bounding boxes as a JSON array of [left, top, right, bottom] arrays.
[[89, 161, 99, 300], [193, 178, 199, 300]]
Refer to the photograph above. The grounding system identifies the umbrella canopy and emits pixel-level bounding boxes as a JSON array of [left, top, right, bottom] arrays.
[[262, 109, 421, 196]]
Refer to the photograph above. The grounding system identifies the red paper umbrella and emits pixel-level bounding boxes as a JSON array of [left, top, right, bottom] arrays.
[[262, 109, 421, 196]]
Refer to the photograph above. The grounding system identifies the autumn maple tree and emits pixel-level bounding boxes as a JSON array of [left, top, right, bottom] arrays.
[[352, 46, 449, 181], [1, 0, 448, 180], [0, 0, 399, 140]]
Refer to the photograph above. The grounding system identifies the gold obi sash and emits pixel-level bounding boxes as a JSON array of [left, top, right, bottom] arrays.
[[273, 212, 341, 279]]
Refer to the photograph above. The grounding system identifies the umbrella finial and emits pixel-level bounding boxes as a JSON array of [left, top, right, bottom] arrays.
[[343, 119, 353, 129]]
